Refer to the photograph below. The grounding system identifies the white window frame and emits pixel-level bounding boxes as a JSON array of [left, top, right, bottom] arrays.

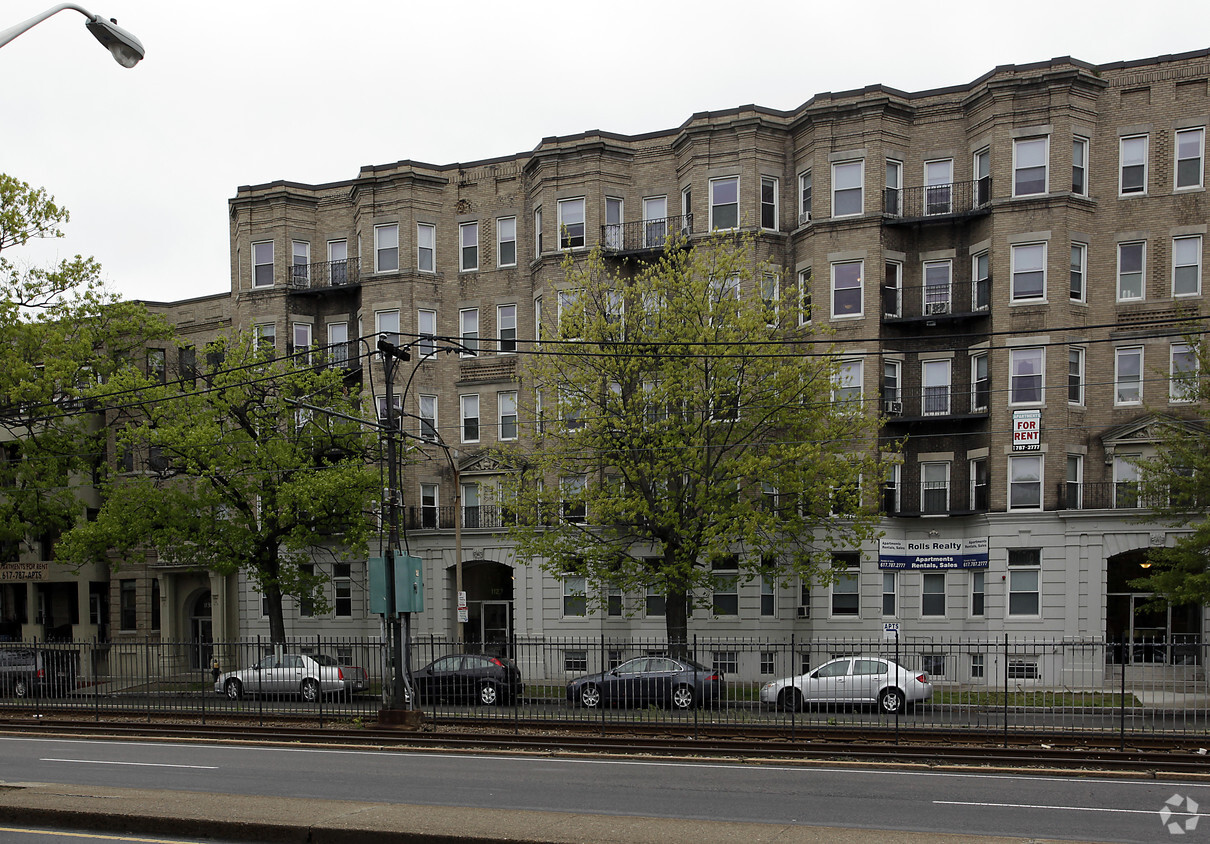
[[252, 240, 274, 288], [1069, 242, 1087, 302], [1012, 136, 1049, 197], [798, 267, 812, 326], [417, 223, 435, 273], [1170, 342, 1198, 403], [830, 554, 860, 617], [922, 359, 951, 416], [924, 158, 953, 215], [291, 240, 310, 285], [557, 197, 586, 249], [497, 304, 517, 354], [833, 359, 863, 405], [1010, 242, 1047, 302], [375, 309, 400, 347], [534, 207, 543, 257], [326, 321, 348, 367], [604, 197, 623, 250], [921, 572, 947, 617], [1068, 346, 1085, 406], [831, 160, 864, 218], [459, 308, 479, 357], [921, 461, 950, 515], [972, 251, 990, 310], [922, 259, 952, 314], [291, 322, 312, 363], [971, 571, 986, 618], [970, 352, 989, 413], [760, 175, 778, 231], [375, 223, 399, 273], [885, 159, 903, 216], [420, 483, 439, 528], [1175, 127, 1204, 190], [1007, 550, 1041, 617], [1072, 135, 1089, 196], [1009, 347, 1045, 405], [418, 308, 436, 359], [709, 176, 739, 230], [418, 394, 438, 442], [498, 390, 518, 440], [1115, 346, 1143, 406], [1008, 455, 1043, 511], [798, 169, 812, 223], [1173, 235, 1202, 297], [497, 216, 517, 267], [459, 221, 479, 272], [1066, 454, 1083, 510], [830, 260, 864, 319], [881, 572, 897, 618], [1117, 240, 1146, 301], [1119, 134, 1148, 196], [460, 394, 480, 444]]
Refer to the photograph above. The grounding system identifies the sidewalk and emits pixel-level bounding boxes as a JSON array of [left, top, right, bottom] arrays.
[[0, 780, 1088, 844]]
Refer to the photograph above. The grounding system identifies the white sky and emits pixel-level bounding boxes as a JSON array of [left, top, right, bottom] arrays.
[[4, 0, 1209, 304]]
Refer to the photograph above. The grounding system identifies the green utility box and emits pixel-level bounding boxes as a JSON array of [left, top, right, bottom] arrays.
[[369, 552, 425, 614]]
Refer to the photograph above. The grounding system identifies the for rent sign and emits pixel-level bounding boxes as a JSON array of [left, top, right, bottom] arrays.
[[0, 562, 49, 581], [879, 538, 989, 570], [1012, 409, 1041, 451]]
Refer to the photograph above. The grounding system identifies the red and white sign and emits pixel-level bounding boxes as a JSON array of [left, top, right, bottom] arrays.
[[1012, 409, 1041, 451]]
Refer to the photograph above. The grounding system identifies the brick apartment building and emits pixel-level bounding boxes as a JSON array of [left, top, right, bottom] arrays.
[[11, 49, 1204, 682]]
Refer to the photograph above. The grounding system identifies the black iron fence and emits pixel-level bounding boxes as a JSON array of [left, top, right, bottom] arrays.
[[882, 276, 991, 319], [884, 179, 991, 220], [286, 257, 361, 291], [600, 215, 693, 253]]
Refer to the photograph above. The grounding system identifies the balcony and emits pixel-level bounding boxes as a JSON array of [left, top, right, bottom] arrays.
[[600, 215, 693, 255], [1056, 482, 1202, 511], [883, 179, 992, 224], [883, 478, 989, 517], [286, 258, 361, 293], [881, 387, 990, 423], [882, 277, 990, 324]]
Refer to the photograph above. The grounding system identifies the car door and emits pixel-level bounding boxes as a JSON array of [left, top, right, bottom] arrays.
[[644, 658, 679, 704], [800, 658, 852, 705], [247, 655, 275, 695], [426, 656, 464, 701], [273, 654, 304, 694], [851, 659, 888, 703], [608, 658, 647, 706]]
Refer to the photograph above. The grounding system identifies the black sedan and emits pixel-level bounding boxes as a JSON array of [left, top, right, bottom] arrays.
[[566, 656, 723, 709], [410, 653, 522, 706]]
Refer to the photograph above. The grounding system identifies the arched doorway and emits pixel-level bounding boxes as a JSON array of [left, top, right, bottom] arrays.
[[1106, 550, 1200, 664], [188, 590, 213, 670], [458, 561, 514, 657]]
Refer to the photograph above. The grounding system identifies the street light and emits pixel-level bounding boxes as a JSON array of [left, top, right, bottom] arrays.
[[0, 4, 145, 67]]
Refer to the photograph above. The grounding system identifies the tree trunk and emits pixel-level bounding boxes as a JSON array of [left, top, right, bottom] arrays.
[[266, 584, 286, 644], [665, 584, 690, 659]]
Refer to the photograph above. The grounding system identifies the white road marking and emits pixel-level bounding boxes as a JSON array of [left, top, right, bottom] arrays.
[[0, 826, 201, 842], [936, 799, 1210, 817], [40, 758, 218, 770]]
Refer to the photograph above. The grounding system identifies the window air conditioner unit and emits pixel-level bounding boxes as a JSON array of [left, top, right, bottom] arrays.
[[883, 400, 903, 415], [796, 606, 809, 618], [924, 301, 951, 316], [798, 211, 812, 226]]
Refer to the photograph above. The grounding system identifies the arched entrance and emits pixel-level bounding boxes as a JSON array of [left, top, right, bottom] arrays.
[[1106, 550, 1200, 664], [457, 560, 514, 657], [187, 590, 213, 670]]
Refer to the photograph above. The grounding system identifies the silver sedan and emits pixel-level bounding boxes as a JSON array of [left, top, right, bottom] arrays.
[[214, 653, 346, 703], [760, 656, 932, 714]]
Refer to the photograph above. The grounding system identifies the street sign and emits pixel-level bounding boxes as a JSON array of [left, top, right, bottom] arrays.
[[457, 591, 468, 623], [883, 622, 900, 641]]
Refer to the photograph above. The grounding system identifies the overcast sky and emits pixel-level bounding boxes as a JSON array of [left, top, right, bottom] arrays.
[[4, 0, 1209, 304]]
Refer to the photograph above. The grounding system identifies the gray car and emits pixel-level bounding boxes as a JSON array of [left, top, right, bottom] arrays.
[[759, 656, 932, 714], [215, 653, 345, 703]]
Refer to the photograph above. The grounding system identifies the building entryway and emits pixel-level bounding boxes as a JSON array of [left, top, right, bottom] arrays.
[[188, 590, 213, 670], [1106, 550, 1201, 665], [456, 561, 514, 658]]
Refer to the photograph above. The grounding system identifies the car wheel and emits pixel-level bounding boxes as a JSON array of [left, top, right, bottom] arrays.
[[224, 679, 243, 700], [671, 685, 695, 710], [778, 688, 803, 712], [13, 678, 28, 699], [878, 687, 905, 715], [301, 678, 320, 703], [478, 683, 500, 706], [578, 683, 601, 709]]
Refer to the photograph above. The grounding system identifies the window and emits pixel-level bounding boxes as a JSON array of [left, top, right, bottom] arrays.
[[1011, 242, 1046, 301], [642, 196, 667, 248], [291, 322, 312, 364], [881, 572, 896, 617], [1171, 343, 1198, 403], [761, 273, 779, 323], [798, 580, 811, 618], [760, 651, 775, 675], [922, 359, 950, 415], [333, 563, 352, 617], [831, 260, 863, 317], [292, 241, 310, 285], [833, 359, 863, 405], [923, 260, 951, 314], [1176, 127, 1204, 190], [832, 160, 863, 217], [921, 461, 949, 514], [604, 197, 623, 249], [921, 573, 946, 616], [254, 322, 276, 352], [1117, 241, 1145, 300], [498, 391, 518, 440], [375, 223, 398, 272], [606, 585, 622, 617], [497, 216, 516, 267], [883, 358, 902, 408], [885, 159, 902, 216], [974, 147, 991, 205], [798, 170, 812, 223], [921, 654, 945, 677], [971, 572, 985, 617], [1007, 549, 1041, 616], [417, 394, 437, 442], [460, 394, 480, 443], [1120, 135, 1148, 195], [534, 297, 542, 344], [883, 261, 902, 317], [557, 198, 585, 249], [1009, 347, 1044, 404], [557, 289, 582, 339], [459, 221, 479, 271], [561, 475, 586, 524], [375, 309, 399, 347], [327, 322, 348, 368], [534, 207, 543, 257], [563, 575, 586, 617], [760, 176, 778, 230], [420, 483, 438, 529], [1072, 136, 1089, 196], [418, 309, 436, 359], [712, 651, 739, 675], [1114, 455, 1141, 508], [1115, 346, 1143, 405], [119, 579, 136, 630], [252, 241, 273, 287], [1068, 347, 1085, 405], [416, 223, 435, 272], [972, 251, 990, 310], [709, 176, 739, 229], [1008, 659, 1040, 680], [681, 185, 692, 231], [798, 268, 812, 325], [1173, 235, 1202, 296], [1008, 455, 1042, 510], [1066, 455, 1083, 510], [971, 353, 989, 413], [460, 308, 479, 357], [494, 303, 517, 354], [564, 649, 587, 670], [970, 457, 989, 511], [883, 463, 901, 514], [146, 349, 166, 384], [1013, 137, 1048, 196], [711, 555, 738, 616], [1070, 243, 1086, 302], [971, 653, 985, 677], [761, 566, 776, 617], [925, 158, 953, 215], [298, 564, 314, 617], [376, 394, 401, 429], [461, 481, 480, 528], [830, 553, 859, 616], [646, 581, 666, 617]]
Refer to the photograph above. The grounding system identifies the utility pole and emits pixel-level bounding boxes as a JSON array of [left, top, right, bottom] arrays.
[[379, 335, 410, 710]]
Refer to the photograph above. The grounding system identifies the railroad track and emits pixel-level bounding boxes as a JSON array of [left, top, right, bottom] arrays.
[[0, 713, 1207, 776]]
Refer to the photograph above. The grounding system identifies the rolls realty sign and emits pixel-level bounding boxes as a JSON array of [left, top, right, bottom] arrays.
[[878, 538, 989, 570]]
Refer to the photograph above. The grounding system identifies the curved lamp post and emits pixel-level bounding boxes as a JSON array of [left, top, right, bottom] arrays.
[[0, 3, 144, 67]]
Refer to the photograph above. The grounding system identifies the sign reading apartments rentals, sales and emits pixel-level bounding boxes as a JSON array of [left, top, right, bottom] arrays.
[[878, 538, 989, 570]]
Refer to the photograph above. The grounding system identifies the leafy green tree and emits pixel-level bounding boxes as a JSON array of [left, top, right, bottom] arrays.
[[1134, 337, 1210, 603], [501, 233, 889, 648], [57, 333, 382, 643], [0, 173, 173, 555]]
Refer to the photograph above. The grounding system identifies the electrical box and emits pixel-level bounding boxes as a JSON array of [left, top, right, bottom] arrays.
[[369, 552, 425, 614]]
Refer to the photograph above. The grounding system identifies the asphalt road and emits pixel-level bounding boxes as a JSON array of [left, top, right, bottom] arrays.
[[0, 735, 1206, 842], [0, 826, 242, 843]]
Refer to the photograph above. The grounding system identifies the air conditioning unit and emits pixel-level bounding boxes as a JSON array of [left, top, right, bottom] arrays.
[[796, 606, 809, 618], [883, 400, 903, 415], [924, 301, 951, 316], [798, 211, 812, 226]]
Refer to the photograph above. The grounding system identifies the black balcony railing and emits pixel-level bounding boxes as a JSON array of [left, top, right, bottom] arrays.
[[881, 387, 990, 420], [883, 477, 989, 517], [883, 276, 991, 320], [1056, 482, 1204, 511], [884, 179, 991, 221], [601, 215, 693, 253], [287, 257, 360, 291]]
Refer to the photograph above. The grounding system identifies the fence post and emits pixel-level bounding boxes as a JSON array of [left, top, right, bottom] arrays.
[[599, 634, 606, 737], [200, 638, 206, 727], [1120, 638, 1127, 752], [692, 634, 698, 741], [92, 638, 100, 723], [1002, 633, 1009, 748], [144, 636, 152, 723], [789, 633, 795, 741], [316, 634, 323, 730], [257, 635, 263, 727]]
